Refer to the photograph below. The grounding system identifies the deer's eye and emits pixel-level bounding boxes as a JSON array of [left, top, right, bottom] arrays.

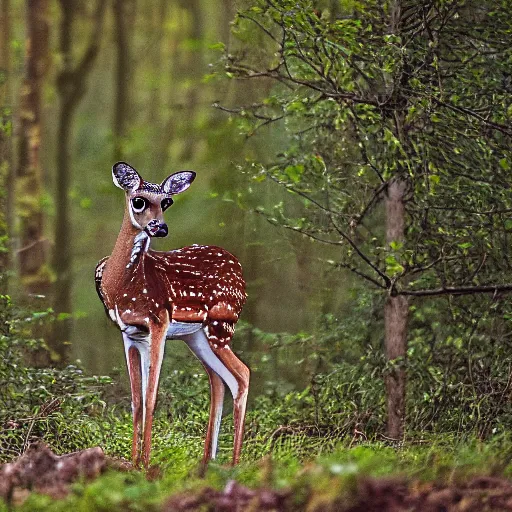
[[131, 197, 147, 213], [161, 198, 173, 211]]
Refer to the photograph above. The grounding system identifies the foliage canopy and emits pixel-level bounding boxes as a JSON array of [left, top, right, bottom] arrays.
[[224, 0, 512, 297]]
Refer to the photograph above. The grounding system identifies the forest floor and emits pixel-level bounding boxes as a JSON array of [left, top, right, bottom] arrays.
[[3, 441, 512, 511]]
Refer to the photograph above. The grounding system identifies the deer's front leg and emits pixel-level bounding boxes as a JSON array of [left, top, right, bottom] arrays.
[[123, 339, 143, 466], [140, 315, 169, 468], [121, 310, 169, 469]]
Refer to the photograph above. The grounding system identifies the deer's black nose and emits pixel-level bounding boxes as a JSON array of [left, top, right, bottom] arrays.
[[154, 223, 168, 237]]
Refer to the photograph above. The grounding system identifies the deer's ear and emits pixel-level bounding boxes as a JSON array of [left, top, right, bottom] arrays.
[[112, 162, 141, 191], [161, 171, 196, 195]]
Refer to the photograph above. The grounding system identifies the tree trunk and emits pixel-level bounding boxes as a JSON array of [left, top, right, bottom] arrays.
[[113, 0, 135, 161], [220, 0, 234, 44], [16, 0, 50, 295], [384, 178, 408, 440], [147, 0, 167, 128], [178, 0, 202, 163], [52, 101, 73, 360], [0, 0, 12, 289]]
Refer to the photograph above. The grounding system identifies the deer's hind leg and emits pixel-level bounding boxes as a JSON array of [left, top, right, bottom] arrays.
[[184, 327, 250, 465], [213, 345, 250, 465], [202, 368, 225, 464], [183, 329, 239, 463]]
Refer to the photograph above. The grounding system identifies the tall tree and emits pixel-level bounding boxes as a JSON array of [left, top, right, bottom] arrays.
[[178, 0, 203, 163], [147, 0, 168, 130], [223, 0, 512, 439], [16, 0, 49, 294], [52, 0, 107, 361], [113, 0, 135, 161], [0, 0, 12, 290]]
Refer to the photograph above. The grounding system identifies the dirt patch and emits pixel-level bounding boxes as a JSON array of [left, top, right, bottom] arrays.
[[346, 475, 512, 512], [166, 475, 512, 511], [4, 446, 512, 511], [0, 442, 130, 505], [164, 479, 291, 512]]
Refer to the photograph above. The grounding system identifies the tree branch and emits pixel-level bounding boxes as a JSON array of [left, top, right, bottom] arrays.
[[401, 284, 512, 297]]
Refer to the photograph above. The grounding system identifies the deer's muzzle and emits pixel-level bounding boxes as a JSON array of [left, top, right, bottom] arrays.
[[145, 220, 168, 237]]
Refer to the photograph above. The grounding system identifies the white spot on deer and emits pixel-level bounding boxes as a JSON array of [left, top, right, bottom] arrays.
[[132, 297, 136, 301], [143, 288, 148, 294], [123, 293, 128, 297], [144, 317, 149, 323]]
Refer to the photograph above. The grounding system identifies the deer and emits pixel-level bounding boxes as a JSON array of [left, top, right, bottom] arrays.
[[95, 162, 250, 469]]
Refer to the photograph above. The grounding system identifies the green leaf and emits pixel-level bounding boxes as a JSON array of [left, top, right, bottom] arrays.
[[284, 164, 304, 183]]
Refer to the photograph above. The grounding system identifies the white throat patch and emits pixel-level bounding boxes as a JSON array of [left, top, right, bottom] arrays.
[[127, 231, 150, 268]]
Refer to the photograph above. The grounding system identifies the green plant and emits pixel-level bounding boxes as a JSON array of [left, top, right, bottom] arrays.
[[0, 294, 112, 461]]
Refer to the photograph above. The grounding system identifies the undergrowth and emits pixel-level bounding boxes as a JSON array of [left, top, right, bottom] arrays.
[[3, 287, 512, 509], [3, 289, 512, 464]]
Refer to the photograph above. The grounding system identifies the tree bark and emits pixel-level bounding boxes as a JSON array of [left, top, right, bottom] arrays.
[[384, 178, 408, 440], [16, 0, 50, 295]]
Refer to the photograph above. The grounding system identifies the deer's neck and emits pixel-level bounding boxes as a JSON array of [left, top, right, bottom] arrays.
[[102, 210, 151, 296]]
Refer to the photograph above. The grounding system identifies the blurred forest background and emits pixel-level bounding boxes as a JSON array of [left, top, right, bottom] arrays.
[[3, 0, 512, 461], [0, 0, 345, 377]]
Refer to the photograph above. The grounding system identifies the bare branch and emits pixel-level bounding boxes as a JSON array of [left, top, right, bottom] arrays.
[[401, 284, 512, 297], [330, 215, 391, 287], [433, 97, 512, 137]]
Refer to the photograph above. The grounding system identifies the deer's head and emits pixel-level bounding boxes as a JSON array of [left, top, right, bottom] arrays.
[[113, 162, 195, 237]]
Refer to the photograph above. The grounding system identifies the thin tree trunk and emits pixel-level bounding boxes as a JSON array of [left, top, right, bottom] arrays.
[[0, 0, 12, 288], [382, 0, 410, 442], [16, 0, 49, 295], [148, 0, 167, 128], [220, 0, 234, 44], [384, 178, 408, 440], [52, 104, 72, 359], [113, 0, 135, 161], [153, 0, 178, 170], [178, 0, 202, 163]]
